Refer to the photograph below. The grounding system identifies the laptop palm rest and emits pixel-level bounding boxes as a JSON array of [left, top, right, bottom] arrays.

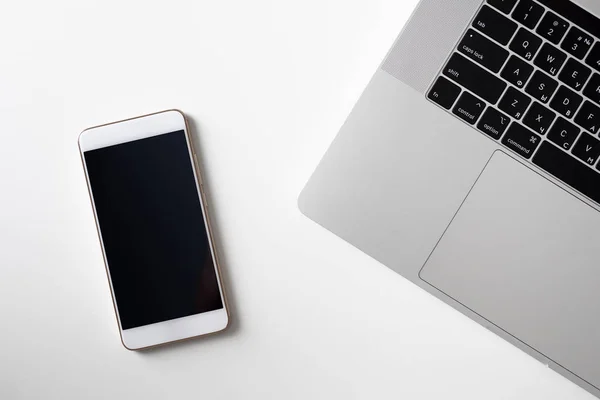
[[420, 151, 600, 389]]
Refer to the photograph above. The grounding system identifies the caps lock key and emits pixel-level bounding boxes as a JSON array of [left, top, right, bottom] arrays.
[[458, 29, 509, 73]]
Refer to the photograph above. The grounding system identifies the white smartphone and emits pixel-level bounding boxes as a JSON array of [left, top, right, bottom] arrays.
[[79, 110, 229, 350]]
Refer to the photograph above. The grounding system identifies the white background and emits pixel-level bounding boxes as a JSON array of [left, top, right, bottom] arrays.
[[0, 0, 595, 399]]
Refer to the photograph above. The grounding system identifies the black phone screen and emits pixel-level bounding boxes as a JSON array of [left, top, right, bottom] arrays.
[[84, 130, 223, 330]]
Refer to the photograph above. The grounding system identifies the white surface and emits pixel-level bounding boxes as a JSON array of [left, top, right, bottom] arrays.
[[0, 1, 594, 399], [80, 111, 229, 349]]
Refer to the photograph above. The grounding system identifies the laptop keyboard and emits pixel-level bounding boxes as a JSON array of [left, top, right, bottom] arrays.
[[427, 0, 600, 204]]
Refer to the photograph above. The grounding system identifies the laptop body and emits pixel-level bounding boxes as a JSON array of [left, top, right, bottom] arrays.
[[299, 0, 600, 397]]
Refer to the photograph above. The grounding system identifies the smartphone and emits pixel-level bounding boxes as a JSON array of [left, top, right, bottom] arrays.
[[79, 110, 229, 350]]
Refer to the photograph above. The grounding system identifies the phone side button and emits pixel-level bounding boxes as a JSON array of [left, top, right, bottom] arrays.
[[200, 184, 208, 209], [193, 153, 203, 184]]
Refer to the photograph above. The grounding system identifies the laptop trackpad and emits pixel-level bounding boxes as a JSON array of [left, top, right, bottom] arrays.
[[420, 151, 600, 388]]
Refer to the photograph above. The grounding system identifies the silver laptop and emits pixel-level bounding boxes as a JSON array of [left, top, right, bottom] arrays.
[[299, 0, 600, 396]]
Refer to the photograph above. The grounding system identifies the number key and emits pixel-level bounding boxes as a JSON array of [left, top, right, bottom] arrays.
[[561, 26, 594, 60], [586, 42, 600, 73], [487, 0, 518, 14], [536, 11, 569, 45], [512, 0, 545, 29]]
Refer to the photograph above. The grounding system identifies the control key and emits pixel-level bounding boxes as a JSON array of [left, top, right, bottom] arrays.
[[453, 92, 486, 125]]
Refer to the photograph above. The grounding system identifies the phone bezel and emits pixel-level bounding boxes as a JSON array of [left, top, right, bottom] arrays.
[[79, 109, 229, 350]]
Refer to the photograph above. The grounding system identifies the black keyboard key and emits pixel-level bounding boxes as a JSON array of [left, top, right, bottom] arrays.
[[548, 117, 580, 150], [453, 92, 486, 124], [533, 141, 600, 203], [536, 0, 600, 41], [443, 53, 508, 103], [534, 43, 568, 76], [477, 107, 511, 139], [583, 73, 600, 106], [573, 132, 600, 166], [473, 5, 518, 45], [502, 122, 542, 159], [488, 0, 518, 14], [525, 70, 558, 104], [536, 11, 569, 44], [523, 102, 556, 135], [501, 55, 534, 89], [575, 101, 600, 135], [585, 42, 600, 73], [561, 27, 594, 60], [428, 77, 461, 109], [458, 29, 509, 73], [509, 28, 542, 62], [558, 58, 592, 91], [512, 0, 545, 29], [550, 86, 583, 119], [499, 87, 532, 119]]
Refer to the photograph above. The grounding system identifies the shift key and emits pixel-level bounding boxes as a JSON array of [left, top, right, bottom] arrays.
[[443, 53, 508, 104]]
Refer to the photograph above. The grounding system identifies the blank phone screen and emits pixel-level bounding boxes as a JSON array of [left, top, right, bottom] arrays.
[[84, 130, 223, 330]]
